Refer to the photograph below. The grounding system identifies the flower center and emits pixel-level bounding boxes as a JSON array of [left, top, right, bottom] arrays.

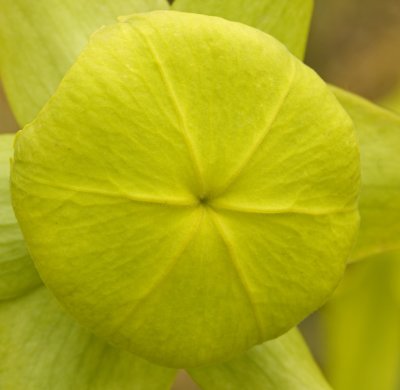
[[198, 195, 209, 206]]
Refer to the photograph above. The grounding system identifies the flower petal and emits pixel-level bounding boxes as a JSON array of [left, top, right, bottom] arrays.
[[0, 134, 41, 301], [0, 0, 168, 125], [172, 0, 314, 59], [0, 286, 176, 389], [333, 87, 400, 261], [188, 328, 331, 390]]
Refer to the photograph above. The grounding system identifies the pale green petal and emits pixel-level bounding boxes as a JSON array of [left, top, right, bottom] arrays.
[[322, 252, 400, 390], [0, 0, 168, 126], [332, 87, 400, 261], [172, 0, 314, 59], [0, 134, 41, 300], [189, 328, 331, 390], [0, 286, 176, 389], [12, 12, 360, 367]]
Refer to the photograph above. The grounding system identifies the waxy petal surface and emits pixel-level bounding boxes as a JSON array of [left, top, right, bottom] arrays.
[[12, 12, 360, 367]]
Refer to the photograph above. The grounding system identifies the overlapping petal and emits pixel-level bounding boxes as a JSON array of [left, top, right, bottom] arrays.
[[333, 87, 400, 261]]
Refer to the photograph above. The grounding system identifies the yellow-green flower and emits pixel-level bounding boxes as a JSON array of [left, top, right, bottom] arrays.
[[1, 1, 399, 389]]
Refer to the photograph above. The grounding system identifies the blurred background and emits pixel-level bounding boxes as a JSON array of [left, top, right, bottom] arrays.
[[1, 0, 400, 388], [306, 0, 400, 104]]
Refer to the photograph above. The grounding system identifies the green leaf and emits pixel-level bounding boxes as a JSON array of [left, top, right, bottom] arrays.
[[0, 286, 176, 389], [11, 11, 360, 367], [172, 0, 314, 59], [321, 252, 400, 390], [188, 328, 332, 390], [0, 0, 168, 126], [332, 87, 400, 261], [0, 134, 41, 300]]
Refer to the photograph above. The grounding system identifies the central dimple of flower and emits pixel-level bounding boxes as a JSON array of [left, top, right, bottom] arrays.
[[198, 195, 210, 206]]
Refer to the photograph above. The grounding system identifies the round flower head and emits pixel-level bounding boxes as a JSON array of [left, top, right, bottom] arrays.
[[11, 11, 360, 367]]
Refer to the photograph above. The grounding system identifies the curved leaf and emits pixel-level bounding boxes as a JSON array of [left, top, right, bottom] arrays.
[[172, 0, 314, 59], [333, 87, 400, 261], [0, 0, 168, 125], [0, 133, 41, 300], [0, 286, 176, 389], [188, 328, 332, 390]]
